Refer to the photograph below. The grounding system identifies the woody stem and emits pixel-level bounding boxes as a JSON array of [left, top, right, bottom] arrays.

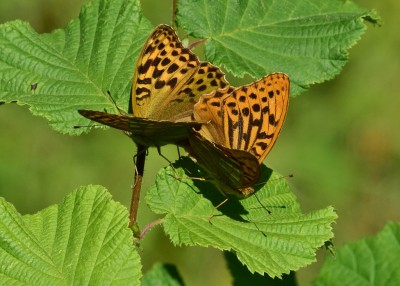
[[129, 144, 146, 230]]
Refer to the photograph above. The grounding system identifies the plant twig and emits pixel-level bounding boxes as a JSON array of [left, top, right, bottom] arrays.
[[172, 0, 178, 27], [140, 218, 163, 239], [187, 39, 206, 50], [129, 144, 146, 229]]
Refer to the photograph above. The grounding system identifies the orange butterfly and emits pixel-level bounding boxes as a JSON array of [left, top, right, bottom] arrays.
[[187, 73, 289, 197]]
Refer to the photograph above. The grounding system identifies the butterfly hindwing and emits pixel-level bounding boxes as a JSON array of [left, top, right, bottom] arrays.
[[188, 133, 260, 194]]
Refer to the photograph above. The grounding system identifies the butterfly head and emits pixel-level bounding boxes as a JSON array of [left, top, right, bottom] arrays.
[[218, 185, 255, 199]]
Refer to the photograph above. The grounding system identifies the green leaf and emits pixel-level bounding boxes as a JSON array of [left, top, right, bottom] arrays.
[[177, 0, 379, 96], [224, 251, 297, 286], [145, 158, 337, 278], [141, 263, 184, 286], [314, 222, 400, 286], [0, 0, 378, 134], [0, 0, 152, 134], [0, 185, 141, 285]]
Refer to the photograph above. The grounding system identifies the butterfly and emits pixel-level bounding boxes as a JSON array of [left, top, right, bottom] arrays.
[[78, 24, 228, 147], [186, 73, 290, 198]]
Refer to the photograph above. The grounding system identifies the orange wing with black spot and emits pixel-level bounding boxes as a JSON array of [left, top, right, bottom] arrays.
[[132, 24, 227, 121], [189, 73, 289, 197], [194, 73, 289, 162]]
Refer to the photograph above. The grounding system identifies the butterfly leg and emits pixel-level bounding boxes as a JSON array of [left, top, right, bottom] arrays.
[[208, 197, 229, 224], [157, 147, 200, 182], [157, 146, 178, 169]]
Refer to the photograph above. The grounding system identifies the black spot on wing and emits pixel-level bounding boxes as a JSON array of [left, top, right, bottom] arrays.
[[262, 105, 270, 114], [252, 104, 260, 112], [167, 77, 178, 89], [167, 63, 179, 73], [136, 87, 150, 95], [157, 42, 165, 50], [139, 60, 152, 74], [137, 78, 151, 85], [152, 57, 161, 67], [144, 45, 155, 55], [257, 132, 274, 139], [161, 57, 171, 66], [155, 80, 166, 89], [269, 114, 277, 126], [197, 85, 207, 92], [152, 68, 163, 78]]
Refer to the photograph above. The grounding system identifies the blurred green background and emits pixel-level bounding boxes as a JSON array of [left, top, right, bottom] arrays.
[[0, 0, 399, 285]]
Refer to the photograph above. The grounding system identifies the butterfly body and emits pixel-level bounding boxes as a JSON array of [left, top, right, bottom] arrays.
[[79, 24, 227, 147], [188, 73, 290, 198]]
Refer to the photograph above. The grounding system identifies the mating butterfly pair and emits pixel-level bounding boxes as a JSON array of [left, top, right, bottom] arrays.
[[78, 25, 290, 198]]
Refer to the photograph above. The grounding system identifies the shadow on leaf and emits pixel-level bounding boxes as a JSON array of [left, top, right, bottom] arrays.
[[174, 157, 277, 222]]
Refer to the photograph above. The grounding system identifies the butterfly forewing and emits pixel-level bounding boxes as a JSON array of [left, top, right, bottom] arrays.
[[132, 24, 228, 121], [222, 73, 289, 161], [79, 24, 228, 147], [189, 73, 289, 197], [195, 73, 289, 162], [247, 73, 289, 162]]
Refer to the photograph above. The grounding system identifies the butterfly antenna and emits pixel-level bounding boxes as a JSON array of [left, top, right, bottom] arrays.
[[74, 124, 91, 129], [176, 146, 182, 159], [254, 193, 271, 215], [167, 157, 209, 181], [73, 123, 104, 129], [157, 147, 174, 166], [174, 147, 208, 180], [106, 90, 126, 115], [242, 212, 267, 237], [252, 173, 294, 188], [175, 146, 193, 173], [158, 147, 186, 181], [251, 190, 288, 217]]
